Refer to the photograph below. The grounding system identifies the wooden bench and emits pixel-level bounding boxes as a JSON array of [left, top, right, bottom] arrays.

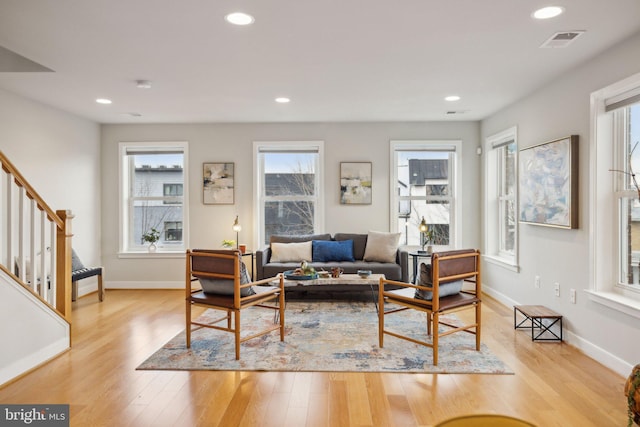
[[71, 250, 104, 302], [514, 305, 562, 342]]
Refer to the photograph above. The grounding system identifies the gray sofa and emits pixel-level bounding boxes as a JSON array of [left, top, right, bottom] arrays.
[[255, 233, 409, 284]]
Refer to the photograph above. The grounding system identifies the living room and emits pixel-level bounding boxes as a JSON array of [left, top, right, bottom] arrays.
[[1, 2, 640, 425]]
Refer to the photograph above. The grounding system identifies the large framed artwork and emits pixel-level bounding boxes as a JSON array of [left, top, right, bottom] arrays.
[[340, 162, 372, 205], [519, 135, 579, 229], [203, 162, 234, 204]]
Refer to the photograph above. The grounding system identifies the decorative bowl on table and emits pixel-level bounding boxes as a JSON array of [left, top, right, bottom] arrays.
[[357, 270, 372, 278], [283, 270, 318, 280], [317, 271, 331, 278]]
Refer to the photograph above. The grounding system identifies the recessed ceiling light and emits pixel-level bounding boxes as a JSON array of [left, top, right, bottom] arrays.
[[225, 12, 255, 26], [96, 98, 112, 104], [445, 95, 461, 102], [275, 97, 290, 103], [532, 6, 564, 19]]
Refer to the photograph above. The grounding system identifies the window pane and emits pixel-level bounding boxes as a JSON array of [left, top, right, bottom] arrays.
[[265, 173, 315, 196], [619, 104, 640, 286], [500, 199, 516, 253], [133, 202, 183, 245], [397, 200, 450, 246], [397, 154, 449, 195], [264, 201, 314, 244], [260, 149, 319, 245], [619, 197, 640, 285], [121, 144, 186, 252], [503, 143, 517, 196], [627, 104, 640, 191], [164, 221, 183, 241], [264, 153, 316, 196], [396, 150, 452, 246], [132, 154, 184, 198]]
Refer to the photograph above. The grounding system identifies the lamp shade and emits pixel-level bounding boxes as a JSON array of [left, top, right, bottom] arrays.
[[232, 215, 241, 232]]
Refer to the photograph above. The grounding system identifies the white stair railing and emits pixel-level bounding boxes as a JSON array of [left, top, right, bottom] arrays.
[[0, 150, 73, 320]]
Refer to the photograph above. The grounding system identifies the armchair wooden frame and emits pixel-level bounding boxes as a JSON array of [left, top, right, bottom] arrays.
[[185, 249, 285, 360], [378, 249, 481, 366]]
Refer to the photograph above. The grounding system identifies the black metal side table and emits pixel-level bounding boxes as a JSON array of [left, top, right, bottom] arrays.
[[408, 251, 432, 284], [241, 251, 255, 280]]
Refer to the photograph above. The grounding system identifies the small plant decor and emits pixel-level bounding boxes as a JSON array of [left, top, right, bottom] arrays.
[[142, 228, 160, 244], [221, 239, 236, 248]]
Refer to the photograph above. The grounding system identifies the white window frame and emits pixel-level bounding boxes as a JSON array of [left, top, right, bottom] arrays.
[[253, 141, 325, 249], [589, 72, 640, 318], [389, 140, 462, 249], [484, 127, 519, 271], [118, 141, 189, 257]]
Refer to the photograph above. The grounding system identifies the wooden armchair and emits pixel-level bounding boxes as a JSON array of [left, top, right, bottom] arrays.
[[185, 249, 285, 360], [378, 249, 481, 365]]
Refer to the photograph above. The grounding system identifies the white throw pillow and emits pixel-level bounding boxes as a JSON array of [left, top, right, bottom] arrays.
[[270, 241, 312, 263], [363, 231, 400, 263]]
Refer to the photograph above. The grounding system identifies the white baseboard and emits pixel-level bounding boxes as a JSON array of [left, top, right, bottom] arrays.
[[482, 283, 633, 377], [0, 337, 69, 387], [105, 280, 183, 290]]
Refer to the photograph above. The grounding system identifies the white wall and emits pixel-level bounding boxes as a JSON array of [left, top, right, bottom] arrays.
[[0, 88, 102, 270], [0, 88, 100, 385], [0, 271, 70, 386], [481, 30, 640, 375], [100, 121, 481, 285]]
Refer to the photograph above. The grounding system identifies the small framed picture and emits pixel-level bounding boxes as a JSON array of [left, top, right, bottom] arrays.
[[340, 162, 372, 205], [203, 162, 234, 204]]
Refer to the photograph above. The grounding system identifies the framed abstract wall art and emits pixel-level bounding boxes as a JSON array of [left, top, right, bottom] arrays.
[[340, 162, 372, 204], [519, 135, 578, 229], [203, 162, 234, 204]]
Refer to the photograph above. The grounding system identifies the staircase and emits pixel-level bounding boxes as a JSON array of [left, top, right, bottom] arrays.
[[0, 150, 73, 386]]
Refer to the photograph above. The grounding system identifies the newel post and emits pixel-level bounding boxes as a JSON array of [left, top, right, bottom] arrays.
[[56, 209, 74, 321]]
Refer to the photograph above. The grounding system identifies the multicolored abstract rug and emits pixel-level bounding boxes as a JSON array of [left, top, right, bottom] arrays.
[[137, 301, 512, 374]]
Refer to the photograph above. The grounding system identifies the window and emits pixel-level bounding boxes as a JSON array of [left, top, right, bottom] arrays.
[[254, 141, 324, 246], [614, 103, 640, 288], [485, 127, 518, 269], [163, 183, 183, 204], [591, 72, 640, 315], [164, 221, 183, 241], [390, 140, 461, 249], [119, 142, 188, 253]]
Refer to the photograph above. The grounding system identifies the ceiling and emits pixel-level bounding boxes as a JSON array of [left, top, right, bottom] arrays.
[[1, 0, 639, 124]]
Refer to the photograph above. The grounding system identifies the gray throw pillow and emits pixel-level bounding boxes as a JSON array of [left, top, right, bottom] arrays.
[[71, 250, 85, 271], [199, 260, 255, 296], [415, 262, 463, 300]]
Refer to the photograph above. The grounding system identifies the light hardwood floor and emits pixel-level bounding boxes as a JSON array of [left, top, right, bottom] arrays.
[[0, 289, 627, 426]]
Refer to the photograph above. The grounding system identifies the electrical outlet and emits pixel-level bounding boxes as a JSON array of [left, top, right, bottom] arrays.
[[570, 288, 576, 304], [535, 275, 540, 288], [554, 282, 560, 297]]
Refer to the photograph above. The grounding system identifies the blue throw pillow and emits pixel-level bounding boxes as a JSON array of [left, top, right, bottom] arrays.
[[312, 240, 355, 262]]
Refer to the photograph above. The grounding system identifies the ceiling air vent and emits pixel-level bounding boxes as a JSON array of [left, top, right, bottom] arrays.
[[540, 31, 585, 48]]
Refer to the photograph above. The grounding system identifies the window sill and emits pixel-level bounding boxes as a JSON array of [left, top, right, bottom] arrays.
[[585, 289, 640, 319], [119, 251, 185, 259], [483, 255, 520, 273]]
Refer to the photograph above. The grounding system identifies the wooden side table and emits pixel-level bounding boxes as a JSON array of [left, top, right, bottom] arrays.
[[514, 305, 563, 342]]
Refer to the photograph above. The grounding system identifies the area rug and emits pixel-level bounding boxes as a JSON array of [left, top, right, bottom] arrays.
[[137, 301, 513, 374]]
